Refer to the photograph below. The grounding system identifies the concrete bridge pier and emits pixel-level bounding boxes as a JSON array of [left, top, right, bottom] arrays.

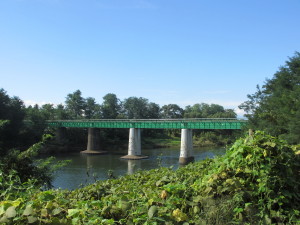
[[81, 128, 107, 154], [179, 129, 194, 165], [121, 128, 148, 160]]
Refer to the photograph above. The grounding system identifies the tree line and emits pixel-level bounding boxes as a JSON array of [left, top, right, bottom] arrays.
[[0, 89, 237, 153], [25, 91, 236, 121]]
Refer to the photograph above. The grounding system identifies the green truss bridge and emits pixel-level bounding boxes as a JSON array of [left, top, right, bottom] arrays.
[[47, 118, 246, 130], [47, 118, 247, 164]]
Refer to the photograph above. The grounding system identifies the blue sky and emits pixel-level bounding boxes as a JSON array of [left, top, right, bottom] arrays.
[[1, 0, 299, 116]]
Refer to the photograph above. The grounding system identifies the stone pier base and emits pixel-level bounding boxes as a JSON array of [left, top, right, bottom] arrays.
[[179, 156, 194, 165], [120, 155, 148, 160], [80, 150, 107, 155]]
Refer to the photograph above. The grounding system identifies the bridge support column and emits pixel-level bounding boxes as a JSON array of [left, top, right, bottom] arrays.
[[121, 128, 148, 160], [81, 128, 107, 154], [128, 128, 141, 156], [179, 129, 194, 165]]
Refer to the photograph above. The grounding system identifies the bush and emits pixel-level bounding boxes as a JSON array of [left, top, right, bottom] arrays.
[[0, 135, 70, 194], [192, 131, 300, 224], [0, 131, 299, 224]]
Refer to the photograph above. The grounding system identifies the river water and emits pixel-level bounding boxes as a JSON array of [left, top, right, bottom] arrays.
[[51, 147, 226, 190]]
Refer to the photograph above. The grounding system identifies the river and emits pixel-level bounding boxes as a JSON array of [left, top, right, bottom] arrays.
[[51, 147, 226, 190]]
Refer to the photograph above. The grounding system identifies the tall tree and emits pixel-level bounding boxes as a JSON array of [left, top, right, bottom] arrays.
[[65, 90, 85, 119], [123, 97, 149, 119], [0, 88, 25, 152], [123, 97, 161, 119], [147, 102, 161, 119], [101, 93, 121, 119], [84, 97, 101, 119], [40, 104, 56, 120], [161, 104, 184, 119], [239, 52, 300, 144], [184, 103, 235, 118], [24, 104, 47, 143], [54, 104, 70, 120]]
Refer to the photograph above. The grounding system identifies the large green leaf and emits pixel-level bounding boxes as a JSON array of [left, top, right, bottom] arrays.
[[5, 206, 16, 218]]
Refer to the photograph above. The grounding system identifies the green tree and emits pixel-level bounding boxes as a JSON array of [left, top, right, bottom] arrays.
[[65, 90, 85, 119], [23, 104, 47, 145], [24, 103, 71, 145], [183, 103, 237, 142], [100, 94, 125, 145], [147, 102, 161, 119], [0, 88, 25, 152], [123, 97, 161, 119], [40, 104, 56, 120], [211, 108, 237, 118], [123, 97, 149, 119], [202, 103, 223, 117], [184, 103, 236, 118], [161, 104, 184, 119], [239, 52, 300, 144], [84, 97, 101, 119], [54, 104, 70, 120], [0, 89, 69, 190], [184, 104, 203, 118], [101, 93, 121, 119]]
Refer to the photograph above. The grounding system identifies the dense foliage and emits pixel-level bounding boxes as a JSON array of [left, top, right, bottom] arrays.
[[1, 132, 299, 224], [0, 86, 240, 165], [184, 103, 236, 118], [23, 90, 236, 122], [0, 88, 238, 151], [0, 89, 25, 153], [0, 135, 70, 192], [239, 52, 300, 144], [0, 89, 70, 191]]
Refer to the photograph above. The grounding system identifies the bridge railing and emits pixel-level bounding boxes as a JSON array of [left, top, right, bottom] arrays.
[[46, 118, 245, 122], [46, 118, 247, 130]]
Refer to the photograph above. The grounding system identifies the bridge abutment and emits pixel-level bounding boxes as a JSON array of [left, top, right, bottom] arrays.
[[81, 128, 107, 154], [121, 128, 148, 160], [179, 129, 194, 165]]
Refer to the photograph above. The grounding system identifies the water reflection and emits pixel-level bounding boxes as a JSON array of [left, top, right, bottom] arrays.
[[51, 147, 225, 190], [127, 160, 141, 175]]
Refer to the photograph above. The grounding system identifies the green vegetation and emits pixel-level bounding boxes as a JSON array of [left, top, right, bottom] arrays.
[[0, 135, 70, 191], [0, 89, 25, 153], [0, 90, 69, 191], [143, 137, 181, 148], [19, 89, 238, 150], [0, 132, 299, 224], [1, 51, 300, 224], [0, 87, 236, 152], [145, 131, 239, 149], [240, 52, 300, 144]]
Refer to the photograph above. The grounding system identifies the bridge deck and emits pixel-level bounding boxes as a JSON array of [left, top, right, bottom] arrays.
[[47, 119, 246, 129]]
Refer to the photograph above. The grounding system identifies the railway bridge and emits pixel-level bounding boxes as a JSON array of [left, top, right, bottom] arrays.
[[47, 118, 246, 164]]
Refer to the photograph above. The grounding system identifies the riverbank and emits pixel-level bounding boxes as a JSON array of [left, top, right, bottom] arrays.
[[1, 132, 299, 224]]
